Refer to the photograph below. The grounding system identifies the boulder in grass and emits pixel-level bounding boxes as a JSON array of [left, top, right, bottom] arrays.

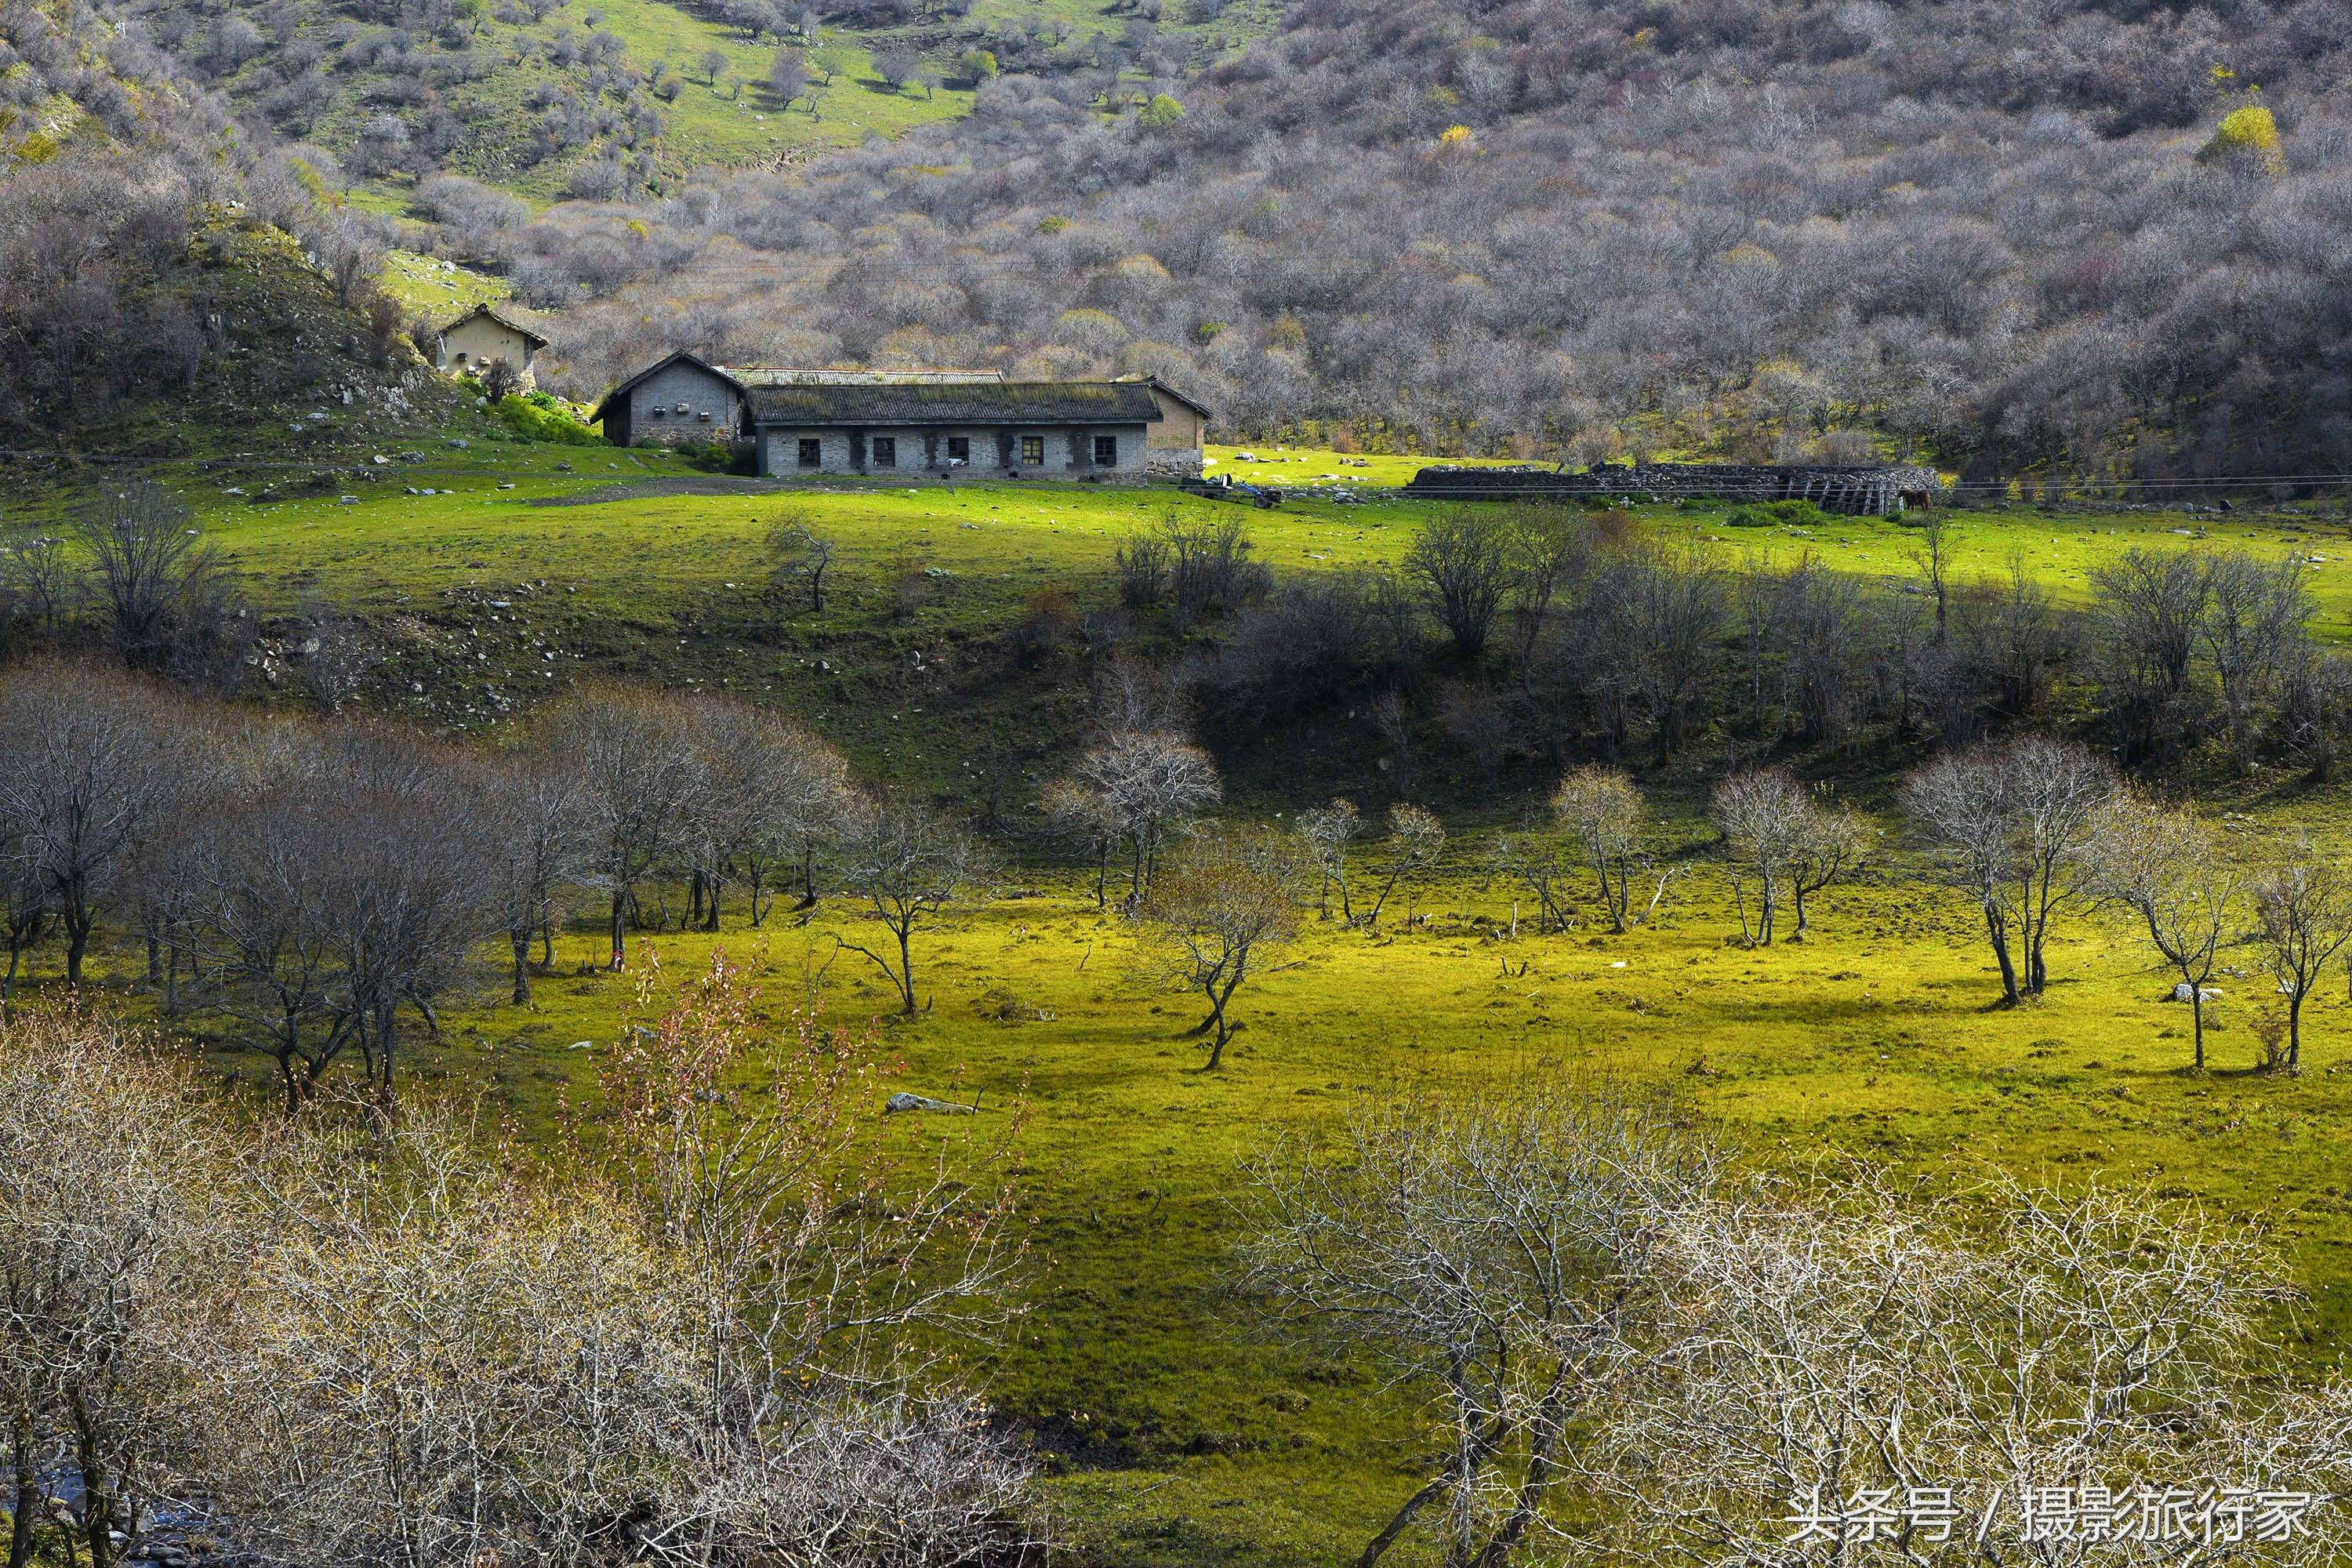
[[884, 1091, 976, 1115]]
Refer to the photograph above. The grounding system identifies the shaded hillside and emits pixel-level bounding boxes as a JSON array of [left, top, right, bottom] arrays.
[[0, 0, 464, 455], [487, 0, 2352, 477]]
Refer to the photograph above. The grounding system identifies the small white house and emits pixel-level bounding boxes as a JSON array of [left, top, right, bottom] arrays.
[[435, 303, 550, 388]]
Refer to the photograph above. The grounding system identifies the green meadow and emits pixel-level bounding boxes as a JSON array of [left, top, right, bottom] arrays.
[[20, 449, 2352, 1563], [85, 829, 2352, 1566]]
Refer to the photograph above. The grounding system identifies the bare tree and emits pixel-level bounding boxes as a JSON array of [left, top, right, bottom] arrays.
[[1907, 508, 1954, 640], [1709, 769, 1806, 946], [186, 785, 354, 1112], [2251, 842, 2352, 1072], [1067, 728, 1221, 906], [2092, 546, 2209, 761], [687, 698, 852, 928], [1903, 733, 2114, 1004], [478, 747, 586, 1005], [72, 485, 227, 673], [1040, 777, 1119, 909], [768, 517, 837, 613], [1142, 826, 1301, 1069], [1363, 804, 1446, 931], [1603, 541, 1726, 760], [0, 533, 79, 637], [0, 666, 168, 985], [1504, 506, 1590, 672], [2200, 551, 2310, 772], [2086, 789, 2241, 1069], [1552, 766, 1668, 934], [1296, 797, 1362, 920], [317, 747, 493, 1098], [539, 688, 710, 969], [768, 44, 808, 105], [1406, 509, 1514, 661], [0, 1015, 231, 1568], [1241, 1082, 1721, 1568], [833, 798, 989, 1014], [1788, 793, 1867, 938], [0, 820, 42, 1012]]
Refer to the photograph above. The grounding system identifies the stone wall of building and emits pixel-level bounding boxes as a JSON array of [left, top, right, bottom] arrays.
[[625, 362, 744, 445]]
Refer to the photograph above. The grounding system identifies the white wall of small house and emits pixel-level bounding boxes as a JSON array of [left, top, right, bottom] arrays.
[[756, 424, 1153, 480], [439, 318, 538, 385]]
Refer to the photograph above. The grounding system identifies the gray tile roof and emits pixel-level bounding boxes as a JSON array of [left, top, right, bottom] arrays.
[[746, 380, 1162, 426]]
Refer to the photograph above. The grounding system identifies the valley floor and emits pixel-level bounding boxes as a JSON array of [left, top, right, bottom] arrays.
[[14, 456, 2352, 1563]]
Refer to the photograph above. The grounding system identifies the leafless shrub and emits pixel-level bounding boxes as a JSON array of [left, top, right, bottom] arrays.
[[0, 1011, 235, 1568], [1579, 1171, 2352, 1568], [1240, 1081, 1721, 1568]]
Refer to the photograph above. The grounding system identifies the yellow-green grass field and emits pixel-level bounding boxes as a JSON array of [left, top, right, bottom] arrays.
[[20, 452, 2352, 1560], [39, 825, 2352, 1566], [551, 0, 978, 169], [124, 456, 2352, 637], [379, 250, 516, 321]]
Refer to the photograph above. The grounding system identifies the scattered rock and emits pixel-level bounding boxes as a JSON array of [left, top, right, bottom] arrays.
[[884, 1091, 976, 1115]]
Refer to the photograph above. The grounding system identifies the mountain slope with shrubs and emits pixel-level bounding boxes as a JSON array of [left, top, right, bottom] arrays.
[[470, 0, 2352, 476], [0, 0, 477, 456]]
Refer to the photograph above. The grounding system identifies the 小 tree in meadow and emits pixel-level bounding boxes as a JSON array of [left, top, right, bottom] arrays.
[[1552, 766, 1669, 935], [1708, 769, 1867, 943], [768, 45, 808, 107], [1363, 804, 1444, 931], [1066, 728, 1221, 906], [1295, 797, 1361, 920], [1903, 733, 2114, 1004], [2085, 789, 2240, 1069], [1142, 826, 1301, 1070], [768, 515, 837, 612], [2251, 840, 2352, 1073], [833, 797, 989, 1014]]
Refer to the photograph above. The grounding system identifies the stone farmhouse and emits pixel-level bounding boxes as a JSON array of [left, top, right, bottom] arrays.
[[590, 354, 1210, 481], [434, 303, 549, 388]]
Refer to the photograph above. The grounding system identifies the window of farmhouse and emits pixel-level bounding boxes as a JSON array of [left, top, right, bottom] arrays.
[[873, 436, 897, 467], [797, 437, 821, 467], [1093, 434, 1118, 465], [946, 436, 970, 463], [1021, 435, 1044, 464]]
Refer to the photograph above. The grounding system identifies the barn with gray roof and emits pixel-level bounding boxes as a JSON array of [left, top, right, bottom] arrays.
[[591, 358, 1204, 481]]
